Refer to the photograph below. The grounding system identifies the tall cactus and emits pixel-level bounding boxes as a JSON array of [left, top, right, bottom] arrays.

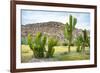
[[64, 15, 77, 53], [82, 29, 88, 54]]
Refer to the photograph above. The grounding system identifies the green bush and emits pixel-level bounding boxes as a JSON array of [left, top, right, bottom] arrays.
[[70, 43, 74, 46], [21, 37, 28, 45], [62, 42, 68, 46]]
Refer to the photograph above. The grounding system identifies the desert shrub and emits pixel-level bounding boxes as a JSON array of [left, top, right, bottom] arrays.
[[56, 41, 61, 46], [70, 43, 74, 46], [76, 46, 81, 52], [46, 38, 58, 58], [21, 37, 28, 45], [62, 42, 68, 46]]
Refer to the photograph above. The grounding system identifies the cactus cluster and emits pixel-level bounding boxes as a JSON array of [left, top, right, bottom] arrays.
[[75, 35, 83, 52], [75, 29, 90, 53], [27, 32, 57, 58]]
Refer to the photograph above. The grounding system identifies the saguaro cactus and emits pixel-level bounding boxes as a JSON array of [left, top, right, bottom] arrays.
[[64, 15, 77, 53], [82, 29, 88, 54]]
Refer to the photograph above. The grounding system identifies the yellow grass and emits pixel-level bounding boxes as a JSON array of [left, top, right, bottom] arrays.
[[21, 45, 33, 62], [21, 45, 77, 55], [54, 46, 77, 54], [21, 45, 89, 62], [54, 46, 89, 54]]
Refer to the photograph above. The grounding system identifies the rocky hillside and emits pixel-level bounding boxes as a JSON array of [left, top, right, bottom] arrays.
[[21, 21, 89, 42]]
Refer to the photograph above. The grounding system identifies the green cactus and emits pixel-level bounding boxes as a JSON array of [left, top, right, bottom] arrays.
[[27, 32, 59, 58], [46, 38, 58, 58], [81, 29, 89, 54], [27, 33, 33, 50], [75, 29, 90, 54], [35, 32, 47, 58], [64, 15, 77, 53], [27, 32, 47, 58], [75, 35, 83, 52], [86, 36, 90, 48]]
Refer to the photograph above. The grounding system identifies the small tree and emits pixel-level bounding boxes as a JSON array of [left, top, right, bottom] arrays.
[[64, 15, 77, 53]]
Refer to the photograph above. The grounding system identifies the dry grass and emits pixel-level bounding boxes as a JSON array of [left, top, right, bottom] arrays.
[[21, 45, 90, 62], [21, 45, 33, 62]]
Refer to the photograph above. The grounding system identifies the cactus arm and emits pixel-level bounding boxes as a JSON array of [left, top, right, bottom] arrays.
[[69, 15, 72, 31], [73, 17, 77, 29]]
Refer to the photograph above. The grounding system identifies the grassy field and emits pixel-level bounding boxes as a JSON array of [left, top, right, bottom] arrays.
[[21, 45, 90, 62]]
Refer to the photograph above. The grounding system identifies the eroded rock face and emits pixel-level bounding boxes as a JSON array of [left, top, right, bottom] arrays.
[[21, 21, 64, 41], [21, 21, 90, 42]]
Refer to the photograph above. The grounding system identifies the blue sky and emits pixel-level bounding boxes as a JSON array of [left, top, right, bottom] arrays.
[[21, 10, 90, 30]]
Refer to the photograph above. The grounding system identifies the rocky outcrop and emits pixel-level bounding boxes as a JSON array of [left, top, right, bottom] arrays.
[[21, 21, 64, 41], [21, 21, 89, 42]]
